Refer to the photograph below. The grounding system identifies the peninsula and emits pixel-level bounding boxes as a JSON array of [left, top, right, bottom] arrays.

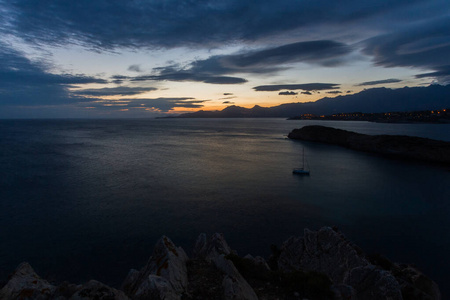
[[288, 125, 450, 165]]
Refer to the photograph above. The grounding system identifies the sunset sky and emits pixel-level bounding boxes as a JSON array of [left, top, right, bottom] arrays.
[[0, 0, 449, 118]]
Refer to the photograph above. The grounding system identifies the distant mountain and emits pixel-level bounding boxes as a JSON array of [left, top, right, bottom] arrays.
[[176, 85, 450, 118]]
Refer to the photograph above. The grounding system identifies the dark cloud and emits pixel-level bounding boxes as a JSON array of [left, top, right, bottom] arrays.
[[1, 0, 435, 50], [73, 86, 157, 97], [125, 73, 247, 85], [222, 101, 235, 104], [2, 0, 449, 117], [128, 64, 142, 72], [221, 40, 352, 68], [0, 43, 106, 106], [355, 78, 402, 86], [110, 75, 129, 85], [223, 93, 233, 95], [253, 83, 339, 92], [219, 96, 237, 100], [278, 91, 298, 95], [415, 65, 450, 84], [326, 91, 342, 94], [346, 90, 353, 93], [180, 40, 352, 77], [140, 40, 353, 84], [301, 91, 312, 95], [87, 97, 208, 112], [110, 70, 247, 85], [362, 17, 450, 78]]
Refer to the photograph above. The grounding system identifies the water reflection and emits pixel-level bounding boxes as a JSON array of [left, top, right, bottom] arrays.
[[0, 118, 448, 295]]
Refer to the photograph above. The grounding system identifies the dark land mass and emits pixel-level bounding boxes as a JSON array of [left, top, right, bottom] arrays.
[[288, 125, 450, 165], [164, 84, 450, 118], [0, 227, 441, 299], [288, 108, 450, 123]]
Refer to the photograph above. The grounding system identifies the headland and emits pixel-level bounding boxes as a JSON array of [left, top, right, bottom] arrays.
[[288, 125, 450, 165]]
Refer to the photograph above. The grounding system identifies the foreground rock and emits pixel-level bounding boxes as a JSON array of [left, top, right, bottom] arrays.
[[192, 233, 258, 300], [0, 262, 128, 299], [122, 236, 189, 299], [288, 125, 450, 165], [0, 227, 441, 299]]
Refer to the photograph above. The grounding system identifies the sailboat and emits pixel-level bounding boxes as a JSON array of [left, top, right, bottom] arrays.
[[293, 148, 310, 175]]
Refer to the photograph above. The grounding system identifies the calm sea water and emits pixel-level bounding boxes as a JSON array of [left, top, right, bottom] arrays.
[[0, 118, 449, 295]]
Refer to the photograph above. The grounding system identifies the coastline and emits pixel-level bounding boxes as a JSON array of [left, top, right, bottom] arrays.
[[288, 125, 450, 165]]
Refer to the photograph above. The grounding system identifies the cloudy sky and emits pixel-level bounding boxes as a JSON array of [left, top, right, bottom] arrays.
[[0, 0, 449, 118]]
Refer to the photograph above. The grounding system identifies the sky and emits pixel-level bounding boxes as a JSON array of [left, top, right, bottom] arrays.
[[0, 0, 449, 118]]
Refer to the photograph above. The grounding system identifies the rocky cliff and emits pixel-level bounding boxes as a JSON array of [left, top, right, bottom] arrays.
[[0, 227, 441, 299], [288, 125, 450, 165]]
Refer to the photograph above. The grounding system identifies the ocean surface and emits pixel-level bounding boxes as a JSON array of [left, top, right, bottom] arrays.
[[0, 118, 449, 295]]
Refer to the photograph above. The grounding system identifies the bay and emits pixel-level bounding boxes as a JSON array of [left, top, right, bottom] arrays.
[[0, 118, 449, 296]]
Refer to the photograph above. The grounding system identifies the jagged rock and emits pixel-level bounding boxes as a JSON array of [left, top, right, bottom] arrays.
[[194, 233, 258, 300], [395, 265, 441, 300], [121, 269, 140, 297], [278, 227, 368, 284], [122, 236, 189, 299], [192, 233, 208, 258], [193, 233, 232, 260], [53, 281, 82, 299], [244, 254, 270, 271], [345, 265, 402, 300], [331, 284, 356, 300], [0, 262, 57, 300], [277, 227, 424, 299], [184, 259, 224, 299], [0, 263, 128, 300], [222, 274, 257, 300], [131, 275, 179, 300], [213, 255, 258, 300], [69, 280, 128, 300], [0, 229, 441, 300]]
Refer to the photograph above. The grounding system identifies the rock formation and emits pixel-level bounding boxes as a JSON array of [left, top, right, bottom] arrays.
[[0, 262, 128, 300], [288, 125, 450, 165], [0, 227, 441, 299]]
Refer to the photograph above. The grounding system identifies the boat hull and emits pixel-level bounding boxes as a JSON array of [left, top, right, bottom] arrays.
[[293, 168, 310, 175]]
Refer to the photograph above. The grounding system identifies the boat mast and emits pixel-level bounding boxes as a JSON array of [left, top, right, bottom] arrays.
[[302, 147, 305, 169]]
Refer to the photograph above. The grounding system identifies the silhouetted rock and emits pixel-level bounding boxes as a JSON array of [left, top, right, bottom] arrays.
[[192, 233, 233, 260], [288, 125, 450, 164], [193, 233, 258, 300], [0, 262, 56, 299], [386, 264, 441, 300], [0, 228, 441, 299], [277, 227, 441, 300], [278, 227, 368, 284], [243, 254, 270, 271], [122, 235, 189, 299], [69, 280, 128, 300], [0, 262, 127, 300], [345, 265, 402, 300]]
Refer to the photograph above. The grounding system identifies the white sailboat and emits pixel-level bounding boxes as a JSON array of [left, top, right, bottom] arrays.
[[293, 148, 310, 175]]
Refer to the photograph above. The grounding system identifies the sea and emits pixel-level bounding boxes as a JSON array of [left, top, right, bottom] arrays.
[[0, 118, 449, 296]]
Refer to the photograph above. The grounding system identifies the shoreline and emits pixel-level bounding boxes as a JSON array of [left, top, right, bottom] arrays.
[[288, 125, 450, 165]]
